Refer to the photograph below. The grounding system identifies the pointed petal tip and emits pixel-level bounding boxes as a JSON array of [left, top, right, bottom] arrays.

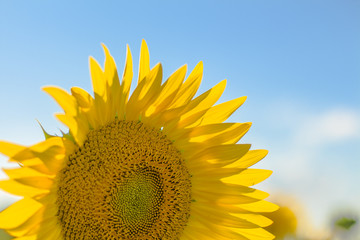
[[141, 39, 149, 52], [125, 44, 133, 58], [175, 64, 188, 74], [88, 56, 96, 67], [41, 85, 54, 92], [236, 95, 248, 105], [41, 86, 65, 96], [101, 43, 110, 55], [89, 55, 96, 62], [218, 79, 227, 89], [154, 62, 163, 70], [257, 149, 269, 158]]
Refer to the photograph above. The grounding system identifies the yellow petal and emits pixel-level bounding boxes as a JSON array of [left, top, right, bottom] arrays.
[[180, 122, 251, 145], [8, 158, 43, 167], [146, 65, 187, 116], [192, 190, 259, 205], [182, 225, 222, 240], [206, 122, 251, 145], [176, 108, 209, 130], [102, 43, 121, 120], [29, 164, 54, 175], [201, 96, 247, 125], [182, 79, 227, 120], [153, 104, 187, 130], [138, 63, 163, 101], [235, 227, 275, 240], [37, 216, 63, 240], [169, 61, 203, 109], [13, 236, 37, 240], [71, 86, 93, 109], [138, 39, 150, 84], [89, 56, 106, 98], [15, 176, 53, 189], [183, 223, 249, 240], [55, 113, 78, 132], [3, 167, 49, 179], [226, 150, 269, 168], [242, 188, 270, 200], [223, 169, 273, 186], [12, 137, 71, 174], [118, 44, 133, 119], [191, 144, 251, 167], [186, 123, 237, 140], [6, 207, 44, 237], [42, 86, 78, 116], [0, 141, 25, 157], [179, 142, 207, 160], [163, 79, 227, 132], [193, 181, 256, 196], [29, 138, 65, 154], [70, 86, 98, 129], [233, 213, 273, 228], [102, 43, 119, 88], [192, 203, 258, 229], [12, 139, 63, 160], [126, 63, 162, 120], [89, 56, 110, 125], [56, 114, 87, 145], [69, 89, 98, 130], [0, 180, 49, 197], [42, 86, 90, 143], [0, 198, 42, 229]]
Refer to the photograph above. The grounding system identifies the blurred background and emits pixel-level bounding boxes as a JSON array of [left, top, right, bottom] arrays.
[[0, 1, 359, 239]]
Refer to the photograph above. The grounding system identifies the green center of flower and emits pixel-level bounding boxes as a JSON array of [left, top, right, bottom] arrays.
[[56, 120, 191, 240], [111, 168, 163, 233]]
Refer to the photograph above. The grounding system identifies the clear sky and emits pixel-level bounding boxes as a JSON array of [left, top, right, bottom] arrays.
[[0, 0, 359, 235]]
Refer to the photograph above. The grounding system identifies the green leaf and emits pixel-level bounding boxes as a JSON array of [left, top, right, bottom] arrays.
[[60, 130, 75, 143], [36, 119, 56, 139], [336, 217, 356, 230]]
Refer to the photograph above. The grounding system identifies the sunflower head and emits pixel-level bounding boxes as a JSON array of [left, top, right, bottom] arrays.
[[264, 205, 298, 239], [0, 40, 278, 239]]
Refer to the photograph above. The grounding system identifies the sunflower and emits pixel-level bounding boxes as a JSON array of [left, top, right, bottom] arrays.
[[263, 205, 297, 239], [0, 40, 277, 239]]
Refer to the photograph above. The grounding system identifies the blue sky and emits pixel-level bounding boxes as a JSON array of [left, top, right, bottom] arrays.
[[0, 0, 359, 236]]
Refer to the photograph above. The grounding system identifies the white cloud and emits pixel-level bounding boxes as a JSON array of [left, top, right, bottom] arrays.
[[296, 108, 360, 146]]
